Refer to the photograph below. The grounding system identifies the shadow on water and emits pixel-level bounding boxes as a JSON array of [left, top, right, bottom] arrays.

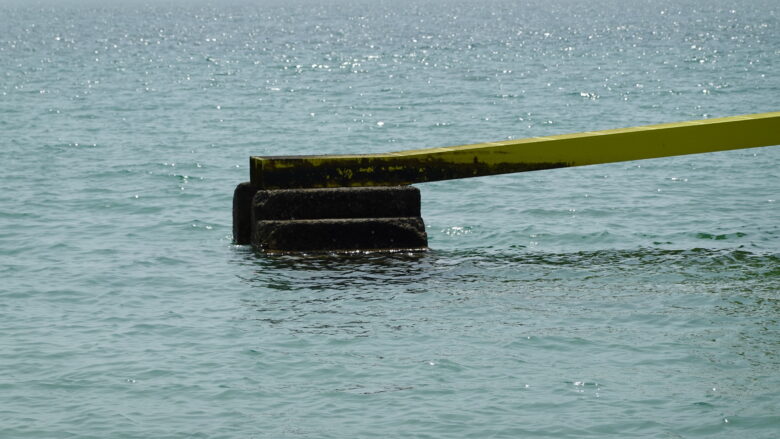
[[228, 244, 780, 362], [235, 249, 437, 292], [231, 244, 779, 292]]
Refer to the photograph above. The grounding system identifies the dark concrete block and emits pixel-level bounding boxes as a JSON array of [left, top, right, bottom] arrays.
[[232, 181, 258, 245], [236, 185, 428, 252], [253, 217, 428, 252], [251, 186, 421, 220]]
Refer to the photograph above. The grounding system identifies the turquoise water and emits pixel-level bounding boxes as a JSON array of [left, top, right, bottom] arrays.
[[1, 0, 779, 437]]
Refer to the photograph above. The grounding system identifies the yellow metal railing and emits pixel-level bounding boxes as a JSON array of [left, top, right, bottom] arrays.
[[250, 111, 780, 189]]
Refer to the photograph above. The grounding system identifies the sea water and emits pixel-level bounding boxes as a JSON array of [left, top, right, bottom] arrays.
[[1, 0, 778, 437]]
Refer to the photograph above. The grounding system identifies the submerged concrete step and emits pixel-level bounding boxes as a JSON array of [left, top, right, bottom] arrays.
[[252, 217, 427, 253]]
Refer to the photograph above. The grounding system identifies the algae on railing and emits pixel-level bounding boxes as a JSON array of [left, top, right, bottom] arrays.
[[250, 111, 780, 189]]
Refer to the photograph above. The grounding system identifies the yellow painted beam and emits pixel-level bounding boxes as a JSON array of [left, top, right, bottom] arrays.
[[251, 111, 780, 189]]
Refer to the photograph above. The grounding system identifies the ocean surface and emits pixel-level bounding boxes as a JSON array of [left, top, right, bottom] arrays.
[[1, 0, 779, 437]]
